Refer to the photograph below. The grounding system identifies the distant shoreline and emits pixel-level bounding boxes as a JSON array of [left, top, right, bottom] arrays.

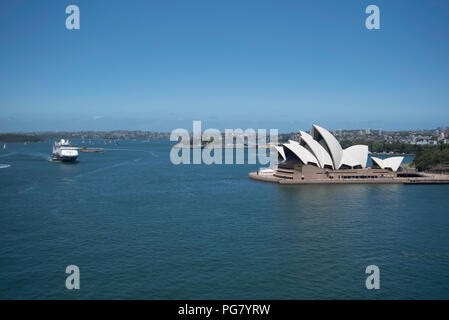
[[371, 152, 415, 156], [0, 134, 44, 143], [0, 132, 171, 143]]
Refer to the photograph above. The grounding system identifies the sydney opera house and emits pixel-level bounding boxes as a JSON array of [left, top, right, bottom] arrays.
[[248, 124, 449, 184]]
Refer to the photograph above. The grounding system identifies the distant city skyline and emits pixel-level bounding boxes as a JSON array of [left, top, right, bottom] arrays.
[[1, 0, 449, 132]]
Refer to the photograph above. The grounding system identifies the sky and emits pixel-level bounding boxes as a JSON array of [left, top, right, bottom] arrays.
[[0, 0, 449, 132]]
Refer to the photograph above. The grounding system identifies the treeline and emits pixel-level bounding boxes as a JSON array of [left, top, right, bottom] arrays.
[[0, 134, 44, 142], [278, 133, 298, 143], [340, 140, 424, 154], [412, 145, 449, 172], [278, 136, 442, 155]]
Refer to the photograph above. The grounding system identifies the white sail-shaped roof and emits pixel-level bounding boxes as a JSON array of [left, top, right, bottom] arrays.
[[274, 124, 370, 170], [371, 156, 404, 172], [275, 145, 286, 161], [299, 130, 334, 169], [341, 145, 369, 168], [283, 140, 319, 166], [312, 125, 343, 169], [383, 157, 404, 172], [340, 153, 360, 168]]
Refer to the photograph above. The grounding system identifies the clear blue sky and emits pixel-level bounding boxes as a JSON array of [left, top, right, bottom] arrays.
[[1, 0, 449, 132]]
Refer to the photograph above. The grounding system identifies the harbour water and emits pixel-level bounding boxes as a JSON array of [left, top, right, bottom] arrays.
[[0, 140, 448, 299]]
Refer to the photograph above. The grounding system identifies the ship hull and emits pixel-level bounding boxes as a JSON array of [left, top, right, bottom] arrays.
[[52, 154, 78, 162]]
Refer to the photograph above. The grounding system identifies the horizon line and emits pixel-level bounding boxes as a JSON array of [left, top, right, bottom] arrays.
[[1, 126, 448, 135]]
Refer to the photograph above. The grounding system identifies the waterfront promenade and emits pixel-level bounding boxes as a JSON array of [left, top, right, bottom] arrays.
[[249, 171, 449, 185]]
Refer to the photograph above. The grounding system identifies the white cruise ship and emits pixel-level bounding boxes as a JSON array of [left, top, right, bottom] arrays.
[[52, 139, 78, 162]]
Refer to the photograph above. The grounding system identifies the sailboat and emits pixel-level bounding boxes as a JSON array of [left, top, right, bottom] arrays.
[[2, 144, 6, 149]]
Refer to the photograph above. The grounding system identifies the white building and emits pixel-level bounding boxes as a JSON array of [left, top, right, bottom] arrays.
[[275, 124, 404, 172]]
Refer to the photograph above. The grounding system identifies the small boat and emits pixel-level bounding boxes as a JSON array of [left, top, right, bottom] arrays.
[[79, 146, 103, 153]]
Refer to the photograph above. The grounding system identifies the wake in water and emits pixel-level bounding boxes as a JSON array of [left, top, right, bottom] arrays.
[[74, 160, 132, 179], [23, 152, 52, 160], [1, 151, 50, 161], [0, 164, 11, 169], [0, 152, 16, 158]]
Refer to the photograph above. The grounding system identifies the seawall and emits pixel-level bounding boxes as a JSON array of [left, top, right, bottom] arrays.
[[249, 171, 449, 185]]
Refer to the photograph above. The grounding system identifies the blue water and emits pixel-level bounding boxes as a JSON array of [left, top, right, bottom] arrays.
[[0, 140, 448, 299]]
